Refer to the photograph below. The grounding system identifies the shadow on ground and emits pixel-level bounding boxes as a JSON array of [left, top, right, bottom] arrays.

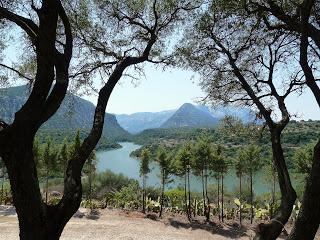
[[168, 218, 248, 239]]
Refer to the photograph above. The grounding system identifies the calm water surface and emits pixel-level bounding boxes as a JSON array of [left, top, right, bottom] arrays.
[[97, 142, 273, 195]]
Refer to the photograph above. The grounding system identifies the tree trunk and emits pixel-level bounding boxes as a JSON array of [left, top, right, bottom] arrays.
[[2, 134, 58, 239], [289, 140, 320, 240], [201, 171, 206, 218], [257, 129, 296, 240], [1, 170, 4, 205], [88, 166, 92, 210], [187, 169, 192, 220], [184, 173, 190, 220], [46, 166, 49, 204], [217, 176, 220, 221], [221, 174, 224, 222], [142, 175, 146, 214], [205, 169, 210, 222], [239, 173, 242, 227], [250, 172, 253, 224], [159, 170, 165, 218], [270, 171, 276, 219]]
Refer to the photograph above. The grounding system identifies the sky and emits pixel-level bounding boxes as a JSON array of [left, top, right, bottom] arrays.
[[2, 33, 320, 120], [84, 64, 205, 115], [82, 63, 320, 120]]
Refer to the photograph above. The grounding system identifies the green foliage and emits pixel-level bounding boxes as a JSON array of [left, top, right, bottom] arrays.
[[139, 148, 151, 177], [165, 188, 185, 213], [156, 146, 172, 184], [238, 145, 263, 175], [111, 182, 141, 210], [292, 142, 314, 175], [83, 170, 139, 199]]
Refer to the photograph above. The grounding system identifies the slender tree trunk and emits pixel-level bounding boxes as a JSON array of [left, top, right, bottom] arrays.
[[88, 164, 92, 210], [239, 173, 242, 227], [217, 176, 220, 221], [250, 172, 253, 224], [270, 171, 276, 218], [46, 165, 49, 204], [142, 175, 146, 214], [221, 174, 224, 222], [184, 172, 190, 220], [201, 171, 206, 218], [187, 169, 192, 220], [159, 170, 165, 218], [289, 140, 320, 240], [205, 169, 210, 222]]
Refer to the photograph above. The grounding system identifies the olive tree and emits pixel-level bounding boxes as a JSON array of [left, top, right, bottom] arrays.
[[177, 1, 313, 238], [0, 0, 198, 239]]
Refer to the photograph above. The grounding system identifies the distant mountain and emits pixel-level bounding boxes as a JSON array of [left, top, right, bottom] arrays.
[[0, 85, 130, 141], [116, 110, 175, 134], [160, 103, 219, 129]]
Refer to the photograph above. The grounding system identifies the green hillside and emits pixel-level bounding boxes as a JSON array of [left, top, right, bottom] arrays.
[[0, 85, 131, 148]]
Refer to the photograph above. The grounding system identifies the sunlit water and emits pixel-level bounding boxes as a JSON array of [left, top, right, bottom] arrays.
[[96, 142, 273, 195]]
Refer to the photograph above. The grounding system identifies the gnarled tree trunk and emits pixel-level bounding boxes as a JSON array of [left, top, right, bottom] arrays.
[[289, 140, 320, 240]]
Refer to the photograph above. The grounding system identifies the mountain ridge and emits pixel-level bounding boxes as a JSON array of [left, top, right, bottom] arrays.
[[160, 103, 219, 129], [0, 85, 130, 141]]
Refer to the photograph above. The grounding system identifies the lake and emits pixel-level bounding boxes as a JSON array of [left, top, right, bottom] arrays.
[[96, 142, 274, 195]]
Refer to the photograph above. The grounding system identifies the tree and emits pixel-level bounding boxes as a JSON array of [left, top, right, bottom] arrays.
[[239, 145, 263, 224], [156, 146, 172, 218], [58, 139, 70, 178], [178, 2, 304, 238], [192, 136, 213, 222], [235, 149, 247, 227], [0, 1, 197, 238], [211, 145, 228, 222], [139, 148, 151, 214], [241, 2, 320, 239], [175, 143, 193, 221], [83, 150, 97, 210], [42, 138, 58, 204]]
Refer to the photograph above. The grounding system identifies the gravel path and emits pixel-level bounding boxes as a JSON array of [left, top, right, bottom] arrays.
[[0, 206, 253, 240]]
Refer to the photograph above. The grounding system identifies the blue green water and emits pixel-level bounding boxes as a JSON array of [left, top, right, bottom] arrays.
[[96, 142, 273, 195]]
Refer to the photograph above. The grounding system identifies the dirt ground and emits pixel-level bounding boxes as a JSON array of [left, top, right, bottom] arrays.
[[0, 205, 318, 240]]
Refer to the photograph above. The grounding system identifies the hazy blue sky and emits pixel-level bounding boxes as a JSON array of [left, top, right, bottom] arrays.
[[83, 63, 320, 120]]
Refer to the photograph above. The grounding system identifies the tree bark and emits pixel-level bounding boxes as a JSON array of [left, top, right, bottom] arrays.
[[250, 172, 253, 224], [159, 169, 165, 218], [205, 169, 210, 222], [257, 129, 296, 240], [217, 176, 220, 221], [289, 140, 320, 240], [184, 173, 190, 220], [187, 169, 192, 220], [201, 171, 206, 218], [239, 173, 242, 227], [221, 174, 224, 222], [142, 175, 146, 213]]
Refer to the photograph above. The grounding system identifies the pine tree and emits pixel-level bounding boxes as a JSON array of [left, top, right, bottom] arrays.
[[83, 150, 97, 210], [236, 148, 248, 227], [139, 148, 151, 214], [212, 145, 228, 222], [192, 136, 213, 222], [240, 144, 263, 224], [156, 146, 172, 218], [58, 138, 70, 178], [43, 138, 58, 203], [175, 143, 193, 221]]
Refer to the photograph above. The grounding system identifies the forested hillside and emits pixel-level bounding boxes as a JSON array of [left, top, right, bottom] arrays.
[[0, 85, 130, 148]]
